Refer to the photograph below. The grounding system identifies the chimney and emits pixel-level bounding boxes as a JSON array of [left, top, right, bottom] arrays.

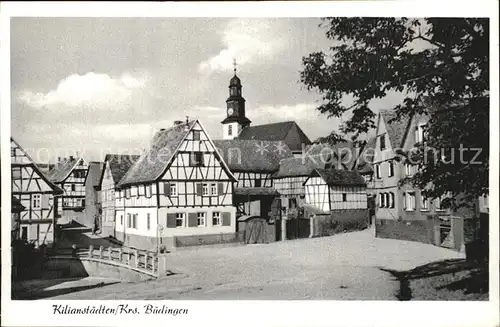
[[184, 116, 190, 131], [69, 155, 74, 161]]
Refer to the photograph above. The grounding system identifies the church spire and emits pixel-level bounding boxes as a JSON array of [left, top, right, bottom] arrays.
[[233, 58, 237, 76]]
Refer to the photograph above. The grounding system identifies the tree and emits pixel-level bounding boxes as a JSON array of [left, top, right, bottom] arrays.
[[300, 18, 489, 208]]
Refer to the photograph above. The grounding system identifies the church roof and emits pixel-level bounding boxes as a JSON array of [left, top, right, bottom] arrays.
[[118, 121, 197, 187], [221, 116, 251, 125], [213, 139, 293, 173], [308, 168, 366, 187], [229, 74, 241, 86], [237, 121, 311, 152], [103, 154, 140, 185]]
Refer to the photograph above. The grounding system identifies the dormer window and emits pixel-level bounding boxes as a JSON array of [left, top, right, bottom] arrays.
[[379, 134, 386, 150]]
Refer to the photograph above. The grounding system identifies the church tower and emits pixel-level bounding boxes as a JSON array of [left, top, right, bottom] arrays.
[[221, 61, 251, 140]]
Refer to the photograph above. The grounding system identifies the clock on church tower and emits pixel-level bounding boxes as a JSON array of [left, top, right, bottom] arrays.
[[221, 66, 251, 140]]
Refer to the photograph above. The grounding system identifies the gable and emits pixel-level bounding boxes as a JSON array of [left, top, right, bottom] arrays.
[[161, 121, 236, 181], [10, 138, 62, 193], [402, 114, 430, 151]]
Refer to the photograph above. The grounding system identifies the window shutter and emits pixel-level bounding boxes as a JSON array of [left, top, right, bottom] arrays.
[[217, 182, 224, 195], [42, 194, 49, 209], [196, 183, 202, 196], [222, 212, 231, 226], [188, 213, 198, 227], [166, 213, 177, 228], [164, 182, 171, 196]]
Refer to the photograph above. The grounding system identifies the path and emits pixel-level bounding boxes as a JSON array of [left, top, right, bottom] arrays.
[[44, 228, 464, 300]]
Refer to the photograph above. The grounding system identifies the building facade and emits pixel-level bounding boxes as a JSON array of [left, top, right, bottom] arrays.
[[11, 138, 63, 246], [84, 162, 105, 230], [47, 157, 89, 224], [115, 119, 237, 250]]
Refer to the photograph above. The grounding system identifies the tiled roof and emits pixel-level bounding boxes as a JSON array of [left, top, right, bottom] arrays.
[[305, 142, 355, 170], [274, 154, 333, 178], [46, 158, 81, 183], [118, 121, 196, 187], [312, 168, 366, 187], [237, 121, 311, 152], [234, 187, 280, 196], [380, 110, 412, 149], [213, 139, 293, 173], [104, 154, 140, 185], [86, 162, 105, 188]]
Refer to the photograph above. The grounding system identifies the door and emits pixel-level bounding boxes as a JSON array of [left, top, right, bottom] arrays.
[[244, 218, 267, 244]]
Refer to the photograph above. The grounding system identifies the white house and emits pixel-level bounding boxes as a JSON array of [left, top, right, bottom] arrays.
[[115, 119, 237, 250]]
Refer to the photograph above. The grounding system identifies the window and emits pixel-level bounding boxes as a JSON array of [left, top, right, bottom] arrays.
[[388, 161, 394, 177], [190, 152, 205, 167], [120, 215, 123, 226], [132, 214, 137, 229], [414, 127, 420, 143], [170, 183, 178, 197], [405, 164, 413, 177], [21, 227, 28, 241], [71, 184, 76, 192], [435, 197, 445, 211], [202, 183, 209, 196], [197, 212, 206, 227], [81, 199, 86, 207], [125, 188, 131, 199], [289, 198, 297, 209], [379, 193, 384, 208], [342, 193, 347, 202], [210, 183, 218, 196], [145, 185, 152, 198], [127, 214, 131, 228], [416, 124, 427, 143], [375, 164, 381, 179], [254, 179, 262, 187], [175, 213, 185, 227], [193, 130, 201, 141], [32, 194, 41, 209], [212, 212, 221, 226], [421, 194, 429, 211], [11, 147, 16, 157], [147, 213, 151, 230], [228, 125, 233, 136], [379, 134, 386, 150], [406, 192, 416, 211], [389, 192, 395, 208]]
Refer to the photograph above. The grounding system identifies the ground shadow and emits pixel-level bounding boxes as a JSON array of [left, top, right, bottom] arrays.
[[12, 280, 120, 300], [380, 258, 488, 300]]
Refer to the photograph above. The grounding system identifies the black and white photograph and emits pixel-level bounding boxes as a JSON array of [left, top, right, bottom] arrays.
[[1, 2, 498, 327]]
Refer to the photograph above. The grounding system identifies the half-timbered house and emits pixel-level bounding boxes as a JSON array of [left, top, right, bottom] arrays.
[[84, 161, 105, 230], [47, 157, 89, 224], [304, 169, 368, 213], [99, 154, 140, 237], [116, 119, 237, 250], [10, 138, 63, 245]]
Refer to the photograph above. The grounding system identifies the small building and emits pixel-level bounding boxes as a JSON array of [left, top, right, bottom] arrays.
[[116, 119, 237, 251], [11, 138, 63, 246], [84, 161, 105, 230], [99, 154, 140, 237], [304, 168, 368, 213], [47, 156, 89, 224]]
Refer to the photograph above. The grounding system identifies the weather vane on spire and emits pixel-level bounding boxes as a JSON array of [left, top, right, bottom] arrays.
[[233, 58, 237, 75]]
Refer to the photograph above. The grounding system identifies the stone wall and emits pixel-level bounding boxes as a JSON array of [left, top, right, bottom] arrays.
[[375, 218, 433, 244], [311, 209, 369, 237]]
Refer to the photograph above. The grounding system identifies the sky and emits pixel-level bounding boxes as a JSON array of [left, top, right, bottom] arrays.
[[11, 17, 406, 163]]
